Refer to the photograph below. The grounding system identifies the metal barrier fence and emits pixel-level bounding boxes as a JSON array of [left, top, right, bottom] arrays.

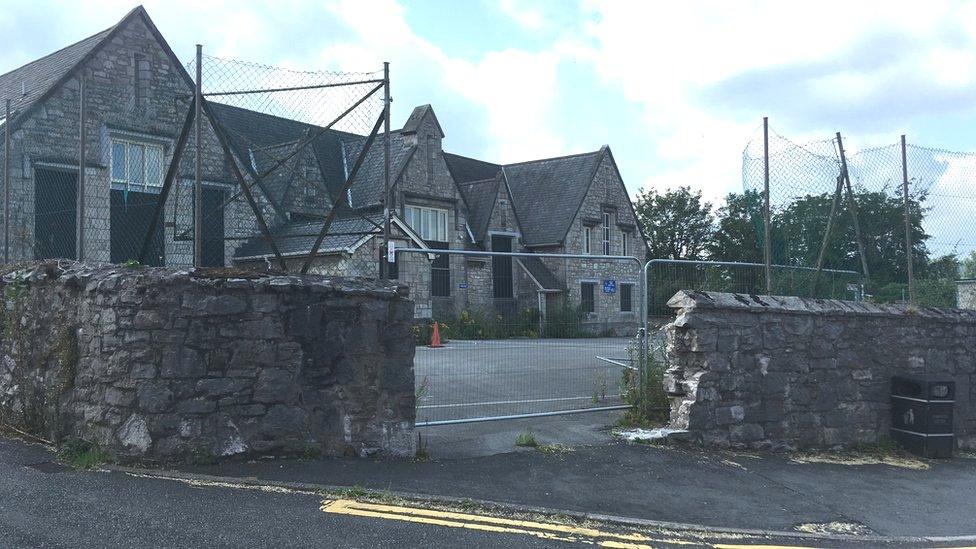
[[393, 247, 643, 427]]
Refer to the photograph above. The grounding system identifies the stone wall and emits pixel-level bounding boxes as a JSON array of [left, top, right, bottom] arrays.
[[958, 280, 976, 310], [0, 262, 415, 463], [664, 291, 976, 451]]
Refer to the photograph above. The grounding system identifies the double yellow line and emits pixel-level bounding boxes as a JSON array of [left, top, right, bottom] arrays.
[[320, 498, 677, 548]]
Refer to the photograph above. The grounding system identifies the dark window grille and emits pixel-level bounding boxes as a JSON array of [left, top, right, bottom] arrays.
[[581, 282, 596, 313], [201, 187, 225, 267], [110, 189, 164, 266], [430, 241, 450, 297], [34, 168, 76, 260], [620, 283, 633, 312]]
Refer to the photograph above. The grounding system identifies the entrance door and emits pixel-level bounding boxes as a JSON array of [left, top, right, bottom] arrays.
[[111, 189, 164, 265], [491, 235, 513, 298], [201, 187, 225, 267], [34, 168, 77, 260]]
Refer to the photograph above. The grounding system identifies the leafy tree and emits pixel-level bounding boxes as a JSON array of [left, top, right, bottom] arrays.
[[708, 190, 764, 263], [961, 251, 976, 279], [634, 186, 713, 260]]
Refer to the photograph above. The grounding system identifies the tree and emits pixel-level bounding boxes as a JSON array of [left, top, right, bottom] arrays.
[[962, 251, 976, 279], [634, 186, 713, 260], [708, 190, 764, 263]]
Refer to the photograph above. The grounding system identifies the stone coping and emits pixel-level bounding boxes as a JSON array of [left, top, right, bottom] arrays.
[[667, 290, 976, 323], [0, 261, 408, 299]]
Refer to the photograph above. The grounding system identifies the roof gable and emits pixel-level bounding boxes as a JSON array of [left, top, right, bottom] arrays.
[[400, 104, 444, 137], [443, 152, 500, 184], [502, 148, 605, 247], [0, 6, 194, 131], [455, 175, 502, 242]]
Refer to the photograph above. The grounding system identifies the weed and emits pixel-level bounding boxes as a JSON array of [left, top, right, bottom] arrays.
[[458, 498, 478, 512], [340, 486, 368, 499], [515, 431, 538, 447], [415, 432, 430, 461], [617, 335, 669, 427], [57, 438, 111, 469], [121, 259, 142, 268], [592, 371, 608, 403], [537, 444, 573, 455]]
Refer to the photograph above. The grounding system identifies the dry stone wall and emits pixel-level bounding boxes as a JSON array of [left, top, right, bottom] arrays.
[[0, 262, 415, 463], [664, 291, 976, 451]]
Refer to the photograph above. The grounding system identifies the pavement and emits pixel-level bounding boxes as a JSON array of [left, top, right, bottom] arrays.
[[3, 434, 976, 548]]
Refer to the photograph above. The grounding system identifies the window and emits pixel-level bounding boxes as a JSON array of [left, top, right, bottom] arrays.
[[581, 282, 596, 314], [583, 225, 592, 254], [602, 211, 612, 255], [405, 205, 449, 242], [111, 139, 164, 190], [430, 242, 450, 297], [622, 231, 630, 256], [134, 54, 151, 106], [620, 283, 634, 312]]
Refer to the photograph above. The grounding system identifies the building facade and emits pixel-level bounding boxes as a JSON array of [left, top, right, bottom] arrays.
[[0, 7, 649, 335]]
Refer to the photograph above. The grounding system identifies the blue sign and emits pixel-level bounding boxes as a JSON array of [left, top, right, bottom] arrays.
[[603, 279, 616, 294], [459, 283, 469, 289]]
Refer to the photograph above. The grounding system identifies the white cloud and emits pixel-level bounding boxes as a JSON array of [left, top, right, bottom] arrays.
[[572, 0, 976, 202]]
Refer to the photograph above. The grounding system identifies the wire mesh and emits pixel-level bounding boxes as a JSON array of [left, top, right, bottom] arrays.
[[743, 124, 976, 307], [178, 54, 387, 271]]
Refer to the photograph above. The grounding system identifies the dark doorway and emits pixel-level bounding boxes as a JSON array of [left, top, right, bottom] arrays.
[[491, 235, 513, 299], [34, 168, 77, 260], [201, 187, 226, 267], [111, 190, 164, 266]]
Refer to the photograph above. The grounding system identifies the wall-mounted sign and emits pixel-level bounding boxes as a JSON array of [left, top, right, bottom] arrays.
[[603, 279, 616, 294], [459, 283, 469, 289]]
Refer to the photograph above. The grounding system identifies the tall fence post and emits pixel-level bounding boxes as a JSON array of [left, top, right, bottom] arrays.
[[836, 132, 870, 281], [382, 61, 391, 279], [762, 117, 772, 294], [3, 98, 10, 263], [193, 44, 203, 267], [76, 69, 86, 261], [901, 135, 915, 303]]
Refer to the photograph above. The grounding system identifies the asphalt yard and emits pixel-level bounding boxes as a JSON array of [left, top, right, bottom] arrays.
[[414, 337, 636, 426]]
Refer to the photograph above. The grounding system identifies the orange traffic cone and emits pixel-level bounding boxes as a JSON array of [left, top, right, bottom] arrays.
[[429, 322, 444, 348]]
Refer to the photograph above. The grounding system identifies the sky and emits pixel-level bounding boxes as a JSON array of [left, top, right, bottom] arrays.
[[2, 0, 976, 208]]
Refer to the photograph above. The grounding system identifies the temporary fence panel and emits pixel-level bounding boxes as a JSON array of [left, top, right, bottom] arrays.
[[393, 247, 644, 427]]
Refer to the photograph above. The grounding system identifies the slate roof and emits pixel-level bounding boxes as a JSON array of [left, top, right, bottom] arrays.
[[233, 213, 382, 259], [455, 177, 500, 242], [341, 132, 415, 208], [503, 149, 605, 247], [0, 28, 111, 118], [444, 152, 501, 184], [517, 256, 564, 291]]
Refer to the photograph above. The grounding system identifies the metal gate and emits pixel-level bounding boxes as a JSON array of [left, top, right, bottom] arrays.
[[394, 247, 644, 427]]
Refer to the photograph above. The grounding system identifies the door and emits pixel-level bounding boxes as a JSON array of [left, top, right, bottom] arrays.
[[201, 187, 226, 267], [491, 235, 514, 299], [34, 168, 77, 260], [111, 189, 164, 266]]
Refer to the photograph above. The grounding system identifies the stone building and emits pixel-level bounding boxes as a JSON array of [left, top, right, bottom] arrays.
[[0, 6, 648, 333]]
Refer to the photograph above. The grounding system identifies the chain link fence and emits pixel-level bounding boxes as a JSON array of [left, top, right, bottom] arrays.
[[1, 48, 387, 272], [743, 123, 976, 308]]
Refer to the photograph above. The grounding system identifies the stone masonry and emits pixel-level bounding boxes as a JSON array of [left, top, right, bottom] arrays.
[[0, 262, 415, 463], [664, 290, 976, 451]]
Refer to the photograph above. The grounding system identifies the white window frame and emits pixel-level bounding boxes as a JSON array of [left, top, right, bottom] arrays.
[[405, 205, 449, 243], [602, 211, 612, 255], [583, 225, 592, 254], [111, 138, 164, 191]]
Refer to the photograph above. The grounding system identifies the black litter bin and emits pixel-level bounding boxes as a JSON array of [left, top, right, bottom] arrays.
[[890, 375, 954, 458]]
